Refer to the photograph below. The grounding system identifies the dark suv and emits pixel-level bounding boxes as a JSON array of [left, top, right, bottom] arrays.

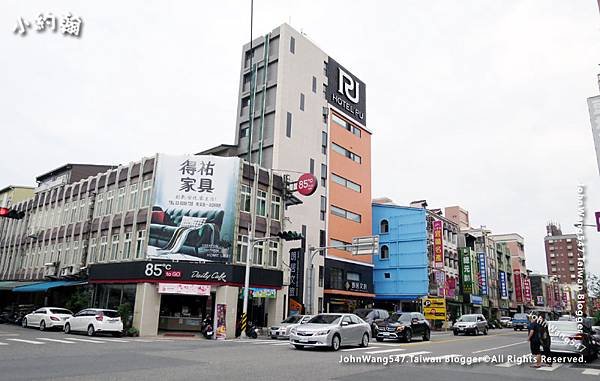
[[354, 308, 389, 336], [375, 312, 431, 342]]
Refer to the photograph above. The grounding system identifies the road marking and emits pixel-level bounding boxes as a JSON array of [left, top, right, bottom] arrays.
[[132, 339, 155, 342], [582, 369, 600, 376], [36, 338, 75, 344], [496, 362, 518, 368], [341, 346, 381, 352], [7, 338, 44, 345], [391, 351, 430, 358], [97, 338, 130, 343], [0, 342, 8, 346], [472, 341, 528, 353], [67, 338, 107, 343], [365, 348, 407, 354], [537, 363, 563, 372], [271, 342, 292, 346]]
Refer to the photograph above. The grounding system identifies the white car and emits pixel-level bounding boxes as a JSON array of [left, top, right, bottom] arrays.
[[64, 308, 123, 337], [270, 315, 313, 339], [22, 307, 73, 331]]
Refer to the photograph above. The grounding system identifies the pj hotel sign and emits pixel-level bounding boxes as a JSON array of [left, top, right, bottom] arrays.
[[326, 57, 366, 124]]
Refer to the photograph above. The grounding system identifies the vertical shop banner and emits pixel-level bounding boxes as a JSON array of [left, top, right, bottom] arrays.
[[523, 277, 532, 303], [513, 269, 523, 303], [216, 304, 226, 340], [435, 270, 446, 297], [477, 252, 488, 295], [446, 277, 456, 298], [288, 248, 304, 304], [499, 271, 508, 300], [460, 248, 473, 294], [433, 221, 444, 269], [147, 154, 240, 262]]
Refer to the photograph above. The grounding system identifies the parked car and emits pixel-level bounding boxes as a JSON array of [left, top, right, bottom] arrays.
[[512, 313, 529, 331], [374, 312, 430, 342], [453, 314, 488, 336], [547, 320, 598, 362], [289, 313, 370, 351], [22, 307, 73, 331], [354, 308, 389, 336], [499, 316, 513, 328], [64, 308, 123, 337], [269, 314, 312, 339], [591, 326, 600, 352]]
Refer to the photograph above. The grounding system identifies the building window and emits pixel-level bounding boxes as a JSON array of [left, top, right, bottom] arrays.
[[384, 272, 391, 279], [330, 268, 344, 289], [318, 297, 323, 313], [72, 241, 80, 266], [240, 184, 251, 213], [268, 241, 278, 267], [253, 242, 264, 266], [115, 187, 125, 213], [309, 158, 315, 175], [270, 195, 281, 221], [567, 252, 573, 257], [318, 266, 324, 287], [286, 112, 292, 138], [99, 236, 108, 262], [321, 131, 328, 154], [135, 229, 146, 259], [331, 238, 351, 251], [105, 190, 114, 215], [290, 36, 295, 54], [110, 234, 119, 261], [319, 230, 326, 248], [380, 245, 389, 260], [320, 196, 326, 221], [141, 180, 152, 207], [94, 195, 103, 217], [240, 126, 249, 138], [347, 272, 360, 282], [70, 201, 78, 223], [320, 164, 327, 187], [129, 183, 139, 210], [312, 76, 317, 93], [256, 189, 267, 217], [79, 199, 87, 221], [89, 238, 97, 264], [331, 113, 361, 137], [380, 219, 389, 234], [123, 233, 132, 260], [331, 173, 361, 192], [300, 93, 305, 111], [331, 205, 361, 223], [237, 235, 248, 263], [331, 142, 361, 163], [551, 267, 557, 272]]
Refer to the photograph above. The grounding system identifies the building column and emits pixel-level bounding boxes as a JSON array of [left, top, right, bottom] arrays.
[[133, 283, 161, 337], [214, 285, 239, 339], [267, 289, 285, 327]]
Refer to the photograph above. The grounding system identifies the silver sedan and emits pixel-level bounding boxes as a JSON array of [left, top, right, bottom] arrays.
[[289, 313, 371, 351]]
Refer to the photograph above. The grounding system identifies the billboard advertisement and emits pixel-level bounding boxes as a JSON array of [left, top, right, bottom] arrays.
[[499, 271, 508, 300], [288, 248, 304, 304], [147, 154, 240, 262], [422, 297, 447, 320], [326, 57, 366, 124], [477, 252, 488, 295], [523, 277, 532, 303], [460, 248, 473, 294], [513, 269, 523, 303], [433, 220, 444, 269]]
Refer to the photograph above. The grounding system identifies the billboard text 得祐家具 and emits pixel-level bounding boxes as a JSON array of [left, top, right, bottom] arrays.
[[147, 154, 240, 262]]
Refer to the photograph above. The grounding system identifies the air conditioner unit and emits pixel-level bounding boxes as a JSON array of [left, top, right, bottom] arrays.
[[60, 267, 72, 277], [43, 265, 58, 277], [69, 267, 79, 276]]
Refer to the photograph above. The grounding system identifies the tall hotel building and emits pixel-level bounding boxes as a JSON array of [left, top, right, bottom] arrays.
[[203, 23, 373, 314]]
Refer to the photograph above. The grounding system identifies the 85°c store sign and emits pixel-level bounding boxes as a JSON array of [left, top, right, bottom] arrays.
[[89, 260, 283, 288]]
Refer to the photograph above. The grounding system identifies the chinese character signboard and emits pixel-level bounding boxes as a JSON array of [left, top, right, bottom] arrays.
[[513, 269, 523, 303], [478, 252, 488, 295], [435, 270, 446, 297], [147, 154, 240, 262], [523, 277, 532, 303], [499, 271, 508, 300], [460, 248, 473, 294], [536, 295, 544, 306], [288, 248, 304, 303], [422, 297, 447, 320], [433, 220, 444, 269]]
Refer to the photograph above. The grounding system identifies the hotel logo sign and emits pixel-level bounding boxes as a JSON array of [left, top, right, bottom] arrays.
[[326, 57, 366, 124]]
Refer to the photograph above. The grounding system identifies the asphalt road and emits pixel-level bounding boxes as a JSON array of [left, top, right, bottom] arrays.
[[0, 324, 598, 381]]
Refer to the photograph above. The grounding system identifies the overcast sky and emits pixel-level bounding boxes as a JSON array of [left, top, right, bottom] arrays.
[[1, 1, 599, 276]]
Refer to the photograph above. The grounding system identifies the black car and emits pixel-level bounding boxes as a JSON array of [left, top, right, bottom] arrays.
[[354, 308, 390, 336], [374, 312, 431, 343]]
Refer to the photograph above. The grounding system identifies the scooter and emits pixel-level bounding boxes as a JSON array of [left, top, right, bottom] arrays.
[[201, 317, 214, 339], [245, 321, 259, 339]]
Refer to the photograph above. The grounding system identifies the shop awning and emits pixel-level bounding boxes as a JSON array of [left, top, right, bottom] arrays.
[[12, 280, 87, 293], [0, 281, 43, 291]]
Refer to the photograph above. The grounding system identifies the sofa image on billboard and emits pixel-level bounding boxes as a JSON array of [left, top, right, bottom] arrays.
[[148, 207, 226, 262]]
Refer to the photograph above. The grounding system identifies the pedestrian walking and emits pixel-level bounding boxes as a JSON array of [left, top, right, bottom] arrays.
[[527, 314, 542, 368], [539, 317, 553, 367]]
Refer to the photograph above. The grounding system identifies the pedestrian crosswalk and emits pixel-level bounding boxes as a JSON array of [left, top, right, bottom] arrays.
[[0, 336, 172, 347]]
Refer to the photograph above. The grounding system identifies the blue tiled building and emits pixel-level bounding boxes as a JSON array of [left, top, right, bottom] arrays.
[[372, 201, 428, 311]]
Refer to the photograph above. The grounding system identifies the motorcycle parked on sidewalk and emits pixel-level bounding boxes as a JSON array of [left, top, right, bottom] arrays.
[[201, 317, 214, 339]]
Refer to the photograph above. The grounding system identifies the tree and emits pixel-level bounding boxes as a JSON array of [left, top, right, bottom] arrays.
[[587, 273, 600, 299]]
